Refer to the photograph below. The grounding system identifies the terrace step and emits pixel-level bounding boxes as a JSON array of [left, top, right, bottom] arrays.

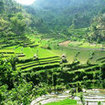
[[17, 58, 60, 67], [21, 63, 60, 73], [0, 52, 14, 54], [69, 79, 97, 85], [18, 56, 60, 64], [18, 61, 60, 70]]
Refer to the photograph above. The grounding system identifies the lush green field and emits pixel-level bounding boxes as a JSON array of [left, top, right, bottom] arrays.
[[68, 41, 103, 49], [1, 46, 56, 60], [45, 99, 77, 105], [1, 36, 105, 64], [1, 0, 105, 104], [1, 36, 105, 104], [68, 28, 88, 41], [53, 46, 105, 64]]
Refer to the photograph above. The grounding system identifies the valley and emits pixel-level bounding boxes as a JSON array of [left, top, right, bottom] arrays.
[[0, 0, 105, 105]]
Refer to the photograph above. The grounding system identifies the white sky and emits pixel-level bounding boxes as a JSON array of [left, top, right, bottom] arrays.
[[16, 0, 36, 5]]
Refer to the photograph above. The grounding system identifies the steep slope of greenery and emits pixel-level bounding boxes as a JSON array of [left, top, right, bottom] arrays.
[[26, 0, 105, 36], [0, 0, 105, 104], [88, 13, 105, 43], [0, 0, 32, 48], [1, 53, 105, 104]]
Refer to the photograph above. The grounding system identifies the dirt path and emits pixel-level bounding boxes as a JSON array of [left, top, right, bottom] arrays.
[[59, 41, 105, 51], [59, 41, 70, 47]]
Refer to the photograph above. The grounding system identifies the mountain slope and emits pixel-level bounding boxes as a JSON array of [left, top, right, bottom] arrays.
[[26, 0, 105, 33], [0, 0, 32, 48]]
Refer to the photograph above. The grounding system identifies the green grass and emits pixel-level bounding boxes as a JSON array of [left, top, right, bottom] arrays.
[[69, 79, 97, 85], [80, 42, 103, 48], [16, 46, 56, 59], [1, 36, 105, 64], [0, 49, 14, 53], [68, 28, 88, 41], [1, 46, 56, 59], [53, 46, 105, 64], [17, 57, 60, 67], [53, 48, 89, 64], [45, 99, 77, 105], [68, 41, 103, 49], [17, 60, 60, 69], [20, 63, 60, 72], [1, 44, 105, 64]]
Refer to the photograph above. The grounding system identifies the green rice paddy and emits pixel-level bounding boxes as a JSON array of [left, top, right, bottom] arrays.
[[45, 99, 77, 105], [53, 46, 105, 64]]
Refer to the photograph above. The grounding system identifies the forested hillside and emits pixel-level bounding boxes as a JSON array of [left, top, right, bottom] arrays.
[[88, 13, 105, 43], [1, 0, 105, 42], [27, 0, 105, 29], [0, 0, 32, 48], [0, 0, 105, 104], [2, 0, 104, 42], [25, 0, 105, 42]]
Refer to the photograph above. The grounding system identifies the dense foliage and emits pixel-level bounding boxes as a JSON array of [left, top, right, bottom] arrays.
[[1, 54, 105, 104], [88, 14, 105, 43], [0, 0, 105, 104], [25, 0, 105, 42], [1, 0, 105, 42], [0, 0, 32, 48]]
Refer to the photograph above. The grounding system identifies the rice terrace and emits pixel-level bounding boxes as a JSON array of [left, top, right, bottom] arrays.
[[0, 0, 105, 105]]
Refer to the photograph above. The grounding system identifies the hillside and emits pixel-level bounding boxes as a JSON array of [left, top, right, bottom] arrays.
[[0, 0, 33, 48], [26, 0, 105, 36], [0, 0, 105, 105]]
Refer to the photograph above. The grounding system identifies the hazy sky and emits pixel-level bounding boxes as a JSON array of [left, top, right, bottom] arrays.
[[16, 0, 36, 5]]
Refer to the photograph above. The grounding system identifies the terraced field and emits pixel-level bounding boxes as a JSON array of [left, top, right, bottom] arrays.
[[0, 34, 32, 49], [53, 46, 105, 64], [16, 55, 105, 91], [1, 36, 105, 90], [63, 61, 105, 89], [0, 45, 56, 60], [16, 56, 61, 73]]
